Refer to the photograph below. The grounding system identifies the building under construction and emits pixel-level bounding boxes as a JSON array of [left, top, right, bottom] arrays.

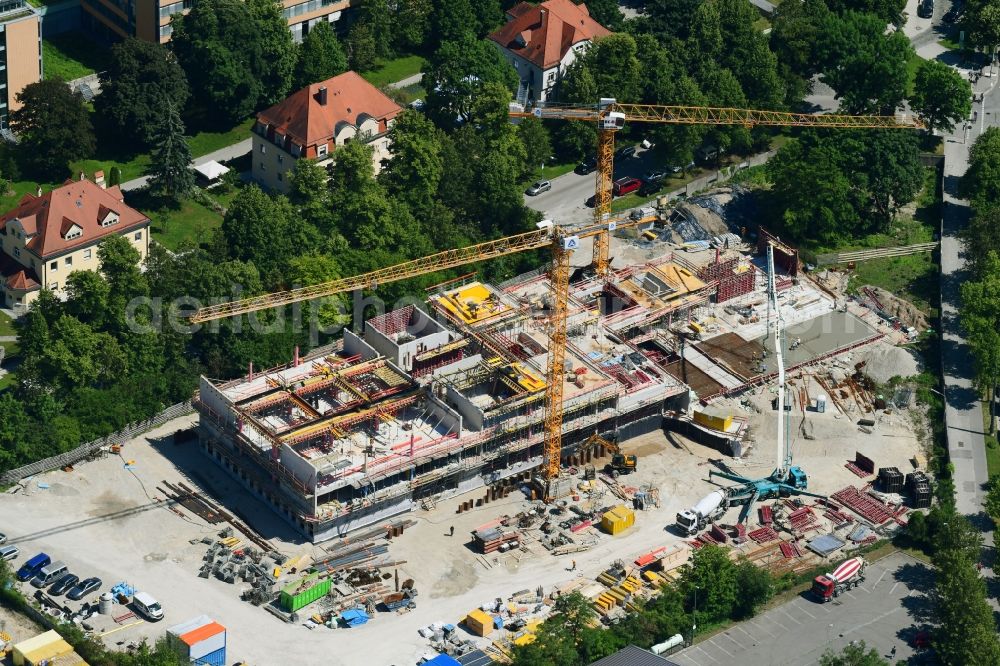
[[195, 253, 712, 542]]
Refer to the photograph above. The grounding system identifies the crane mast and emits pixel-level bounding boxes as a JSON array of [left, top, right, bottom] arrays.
[[766, 244, 789, 482]]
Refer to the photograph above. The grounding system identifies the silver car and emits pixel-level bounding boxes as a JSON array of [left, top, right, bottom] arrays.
[[525, 180, 551, 196]]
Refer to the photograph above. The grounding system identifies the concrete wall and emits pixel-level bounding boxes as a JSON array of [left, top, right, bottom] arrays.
[[447, 384, 485, 432], [343, 329, 379, 360], [3, 8, 41, 117], [280, 442, 318, 490]]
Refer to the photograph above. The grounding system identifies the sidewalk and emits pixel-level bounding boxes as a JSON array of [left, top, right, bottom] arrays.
[[120, 138, 252, 192]]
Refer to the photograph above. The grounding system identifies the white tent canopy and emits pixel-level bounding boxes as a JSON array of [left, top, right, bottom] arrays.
[[193, 160, 230, 181]]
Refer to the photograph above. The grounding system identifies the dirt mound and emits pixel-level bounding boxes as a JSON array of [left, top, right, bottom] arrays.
[[860, 285, 928, 331], [854, 342, 922, 383]]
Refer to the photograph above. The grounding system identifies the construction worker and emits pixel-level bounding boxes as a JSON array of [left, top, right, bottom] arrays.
[[571, 560, 577, 571], [449, 525, 455, 537], [890, 646, 897, 658]]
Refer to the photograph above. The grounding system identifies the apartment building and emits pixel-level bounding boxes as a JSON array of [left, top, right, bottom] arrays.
[[488, 0, 609, 104], [0, 0, 41, 130], [82, 0, 352, 43], [251, 71, 401, 193], [0, 174, 150, 313]]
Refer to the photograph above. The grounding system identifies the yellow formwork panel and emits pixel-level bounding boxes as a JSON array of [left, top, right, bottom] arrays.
[[439, 283, 510, 324]]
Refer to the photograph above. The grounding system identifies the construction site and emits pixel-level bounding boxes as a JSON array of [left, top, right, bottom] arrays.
[[0, 102, 936, 665]]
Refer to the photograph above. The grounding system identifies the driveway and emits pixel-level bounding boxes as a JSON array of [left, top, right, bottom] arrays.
[[671, 552, 935, 666]]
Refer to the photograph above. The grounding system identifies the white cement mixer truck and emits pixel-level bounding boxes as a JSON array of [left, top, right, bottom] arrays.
[[676, 490, 727, 535]]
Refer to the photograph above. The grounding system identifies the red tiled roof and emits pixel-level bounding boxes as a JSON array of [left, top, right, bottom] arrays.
[[489, 0, 611, 69], [256, 71, 402, 148], [0, 252, 39, 291], [0, 179, 149, 259]]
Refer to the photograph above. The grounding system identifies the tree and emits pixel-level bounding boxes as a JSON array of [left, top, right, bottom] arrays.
[[146, 104, 195, 202], [579, 34, 643, 103], [815, 11, 912, 113], [933, 548, 1000, 664], [346, 21, 378, 72], [246, 0, 297, 106], [733, 559, 772, 619], [422, 37, 518, 128], [827, 0, 905, 23], [518, 116, 552, 178], [680, 545, 738, 625], [770, 0, 832, 95], [961, 251, 1000, 433], [432, 0, 478, 42], [355, 0, 394, 59], [394, 0, 432, 50], [222, 184, 292, 275], [963, 204, 1000, 277], [986, 475, 1000, 525], [819, 641, 888, 665], [578, 0, 624, 31], [108, 166, 122, 187], [911, 60, 972, 133], [964, 0, 1000, 52], [293, 21, 347, 89], [10, 79, 96, 179], [95, 38, 190, 148], [40, 316, 127, 391], [643, 0, 701, 39], [960, 127, 1000, 206], [717, 0, 784, 109], [381, 109, 446, 215]]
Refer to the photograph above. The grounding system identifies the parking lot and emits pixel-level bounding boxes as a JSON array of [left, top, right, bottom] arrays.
[[672, 552, 934, 666]]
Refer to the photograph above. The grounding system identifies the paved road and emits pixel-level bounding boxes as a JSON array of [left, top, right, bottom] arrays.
[[121, 138, 252, 192], [672, 552, 934, 666], [388, 73, 423, 90]]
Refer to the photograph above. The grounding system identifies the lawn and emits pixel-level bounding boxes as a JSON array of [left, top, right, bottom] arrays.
[[148, 197, 225, 252], [0, 180, 45, 216], [362, 55, 426, 88], [187, 118, 255, 157], [983, 406, 1000, 478], [906, 51, 925, 97], [42, 32, 112, 82], [847, 252, 938, 314], [0, 311, 17, 338]]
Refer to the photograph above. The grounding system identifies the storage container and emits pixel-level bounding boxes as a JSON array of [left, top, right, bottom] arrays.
[[601, 505, 636, 535], [192, 646, 226, 666], [280, 572, 332, 612], [693, 408, 733, 432], [464, 609, 494, 636]]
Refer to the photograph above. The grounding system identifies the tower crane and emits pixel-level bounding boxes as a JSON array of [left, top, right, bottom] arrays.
[[191, 104, 920, 500], [509, 99, 923, 276]]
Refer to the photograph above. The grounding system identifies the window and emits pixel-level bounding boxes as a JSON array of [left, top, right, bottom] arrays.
[[65, 228, 81, 240], [84, 249, 92, 260], [49, 261, 57, 271], [547, 72, 556, 84], [260, 144, 266, 154], [12, 247, 19, 257], [65, 256, 72, 266], [49, 282, 58, 290], [277, 154, 284, 164], [317, 144, 328, 157], [134, 231, 142, 241]]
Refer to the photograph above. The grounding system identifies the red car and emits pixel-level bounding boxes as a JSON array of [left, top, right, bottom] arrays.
[[613, 177, 642, 197]]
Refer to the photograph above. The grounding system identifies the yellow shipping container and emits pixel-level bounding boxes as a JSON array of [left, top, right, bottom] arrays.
[[601, 505, 636, 535], [13, 631, 87, 666], [693, 408, 733, 432], [465, 609, 494, 637]]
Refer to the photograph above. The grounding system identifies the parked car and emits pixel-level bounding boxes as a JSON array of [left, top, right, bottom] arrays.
[[67, 577, 102, 601], [917, 0, 933, 17], [943, 6, 960, 22], [133, 591, 164, 621], [638, 179, 664, 197], [695, 145, 720, 163], [615, 145, 637, 161], [643, 170, 667, 183], [49, 573, 79, 596], [575, 157, 598, 174], [31, 561, 68, 588], [670, 161, 695, 173], [612, 177, 642, 197], [0, 545, 18, 561], [16, 552, 50, 582], [0, 533, 6, 545], [525, 180, 551, 196]]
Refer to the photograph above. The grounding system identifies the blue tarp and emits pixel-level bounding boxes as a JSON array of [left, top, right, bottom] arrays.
[[426, 655, 462, 666], [341, 609, 369, 626]]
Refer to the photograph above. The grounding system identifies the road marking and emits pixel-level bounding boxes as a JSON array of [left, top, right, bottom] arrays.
[[711, 640, 736, 659], [724, 632, 743, 651], [749, 619, 778, 638], [693, 645, 718, 663], [871, 569, 888, 590], [890, 581, 900, 595], [796, 604, 817, 620], [734, 625, 755, 642], [778, 607, 802, 624], [843, 590, 858, 600], [842, 605, 904, 636], [682, 653, 703, 666]]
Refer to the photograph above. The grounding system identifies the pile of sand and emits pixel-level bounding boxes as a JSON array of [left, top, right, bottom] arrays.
[[853, 342, 922, 383], [860, 285, 929, 331]]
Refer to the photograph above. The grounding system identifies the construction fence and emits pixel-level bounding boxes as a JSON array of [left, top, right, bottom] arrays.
[[0, 400, 194, 485]]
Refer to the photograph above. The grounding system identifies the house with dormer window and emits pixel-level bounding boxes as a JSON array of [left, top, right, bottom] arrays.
[[489, 0, 610, 104], [0, 173, 151, 313]]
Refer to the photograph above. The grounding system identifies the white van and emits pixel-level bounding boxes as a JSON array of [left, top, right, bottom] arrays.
[[31, 561, 67, 588], [133, 591, 164, 621]]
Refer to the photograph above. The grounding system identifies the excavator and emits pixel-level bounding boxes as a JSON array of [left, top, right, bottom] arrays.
[[583, 433, 637, 476]]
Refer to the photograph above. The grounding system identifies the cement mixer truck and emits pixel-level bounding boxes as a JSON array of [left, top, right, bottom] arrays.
[[676, 490, 727, 535], [811, 557, 866, 602]]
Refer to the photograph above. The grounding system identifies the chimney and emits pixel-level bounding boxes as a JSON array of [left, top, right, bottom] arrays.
[[317, 86, 328, 105], [35, 185, 41, 197], [94, 170, 106, 189], [79, 171, 85, 181]]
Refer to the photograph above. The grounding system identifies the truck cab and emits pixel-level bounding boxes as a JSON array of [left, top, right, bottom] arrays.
[[676, 510, 699, 535], [787, 466, 808, 490], [811, 575, 835, 601]]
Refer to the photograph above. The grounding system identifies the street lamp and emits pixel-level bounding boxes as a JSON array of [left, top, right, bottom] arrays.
[[691, 585, 699, 644]]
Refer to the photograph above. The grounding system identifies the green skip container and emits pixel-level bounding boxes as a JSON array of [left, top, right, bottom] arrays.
[[280, 573, 332, 612]]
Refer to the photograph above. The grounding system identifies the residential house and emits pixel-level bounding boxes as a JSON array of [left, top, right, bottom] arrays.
[[488, 0, 610, 105], [0, 174, 150, 314], [0, 0, 42, 130], [251, 70, 402, 194], [83, 0, 350, 43]]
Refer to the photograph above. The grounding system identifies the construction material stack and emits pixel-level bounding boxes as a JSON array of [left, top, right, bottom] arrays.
[[906, 471, 932, 509], [877, 467, 904, 494], [167, 616, 227, 666]]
